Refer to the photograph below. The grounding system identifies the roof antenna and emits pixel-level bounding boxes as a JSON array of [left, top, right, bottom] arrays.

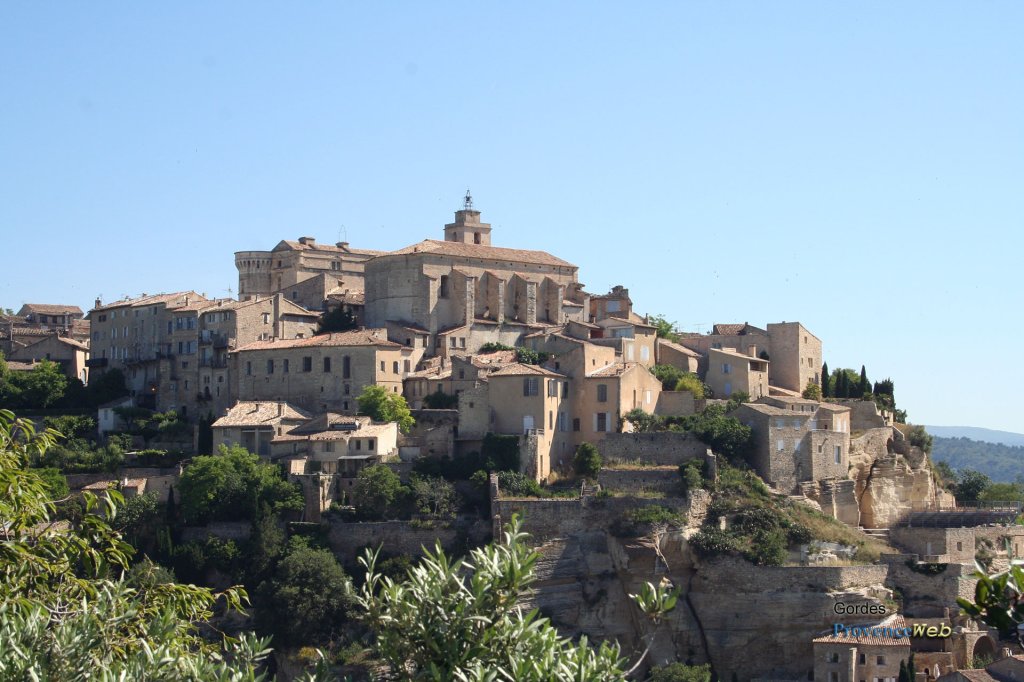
[[463, 189, 473, 210]]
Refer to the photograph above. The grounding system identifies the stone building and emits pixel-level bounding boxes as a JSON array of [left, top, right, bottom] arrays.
[[16, 304, 86, 332], [87, 292, 319, 417], [812, 614, 911, 682], [655, 337, 701, 373], [677, 320, 822, 394], [272, 414, 399, 521], [591, 316, 658, 367], [486, 363, 574, 480], [235, 237, 385, 311], [231, 329, 420, 414], [734, 398, 852, 494], [766, 321, 823, 396], [704, 347, 769, 399], [363, 205, 587, 356], [7, 333, 89, 383], [211, 400, 312, 458]]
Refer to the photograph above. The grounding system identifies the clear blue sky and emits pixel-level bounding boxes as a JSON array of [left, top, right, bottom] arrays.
[[2, 3, 1021, 432]]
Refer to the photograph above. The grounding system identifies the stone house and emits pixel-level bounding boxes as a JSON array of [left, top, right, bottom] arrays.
[[812, 614, 911, 682], [271, 414, 399, 520], [704, 347, 769, 399], [16, 304, 85, 331], [8, 333, 89, 383], [734, 399, 852, 494], [677, 321, 822, 394], [581, 362, 662, 445], [235, 236, 385, 311], [88, 291, 321, 417], [589, 285, 632, 323], [591, 317, 658, 367], [211, 400, 312, 458], [88, 292, 207, 411], [231, 329, 420, 414], [196, 295, 319, 415], [766, 321, 823, 395], [486, 363, 573, 480], [655, 337, 701, 373]]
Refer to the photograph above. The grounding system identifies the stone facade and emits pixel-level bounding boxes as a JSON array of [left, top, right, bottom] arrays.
[[765, 321, 822, 394], [235, 236, 385, 311], [704, 346, 768, 399], [735, 400, 852, 494], [598, 431, 708, 466], [231, 329, 418, 414], [8, 333, 89, 383]]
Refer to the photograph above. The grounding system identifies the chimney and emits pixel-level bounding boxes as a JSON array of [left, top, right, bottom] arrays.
[[336, 241, 349, 250], [278, 403, 283, 416], [748, 345, 758, 358], [95, 297, 102, 309], [298, 236, 316, 246], [273, 293, 282, 339]]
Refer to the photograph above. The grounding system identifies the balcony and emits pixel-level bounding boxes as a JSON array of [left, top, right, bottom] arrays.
[[199, 358, 228, 369]]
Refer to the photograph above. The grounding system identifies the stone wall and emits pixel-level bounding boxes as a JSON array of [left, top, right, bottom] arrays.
[[598, 431, 706, 466], [654, 391, 696, 417], [406, 408, 457, 458], [890, 527, 976, 563], [324, 518, 489, 565], [880, 554, 976, 616], [181, 521, 252, 543], [597, 467, 681, 495], [836, 399, 892, 430], [851, 427, 895, 458]]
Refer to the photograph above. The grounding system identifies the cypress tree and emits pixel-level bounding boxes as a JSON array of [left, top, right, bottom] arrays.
[[859, 365, 869, 397], [839, 371, 849, 398], [898, 659, 910, 682], [821, 362, 830, 398], [166, 486, 177, 526]]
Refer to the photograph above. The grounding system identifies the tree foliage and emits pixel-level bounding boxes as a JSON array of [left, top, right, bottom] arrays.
[[354, 463, 404, 520], [954, 469, 992, 503], [0, 409, 330, 680], [573, 442, 602, 478], [650, 663, 713, 682], [257, 544, 353, 647], [648, 314, 681, 343], [932, 436, 1024, 484], [357, 385, 415, 433], [317, 307, 358, 334], [801, 380, 822, 401], [177, 445, 303, 524], [354, 515, 677, 680], [0, 356, 67, 408]]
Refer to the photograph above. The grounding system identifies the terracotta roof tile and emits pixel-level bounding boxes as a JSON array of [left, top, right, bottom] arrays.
[[91, 292, 205, 313], [20, 304, 84, 315], [385, 239, 575, 268], [277, 240, 386, 256], [212, 401, 313, 427], [233, 328, 401, 352], [488, 363, 566, 378], [812, 614, 910, 646]]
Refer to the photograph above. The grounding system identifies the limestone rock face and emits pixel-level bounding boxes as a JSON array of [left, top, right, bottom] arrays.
[[526, 528, 891, 681], [857, 450, 939, 528]]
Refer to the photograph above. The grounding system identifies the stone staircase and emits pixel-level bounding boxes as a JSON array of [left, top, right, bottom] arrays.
[[860, 527, 891, 541]]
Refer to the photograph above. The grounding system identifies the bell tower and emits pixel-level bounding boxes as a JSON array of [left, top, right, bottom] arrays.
[[443, 189, 492, 245]]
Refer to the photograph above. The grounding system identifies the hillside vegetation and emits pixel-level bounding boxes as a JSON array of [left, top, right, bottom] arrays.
[[931, 435, 1024, 483]]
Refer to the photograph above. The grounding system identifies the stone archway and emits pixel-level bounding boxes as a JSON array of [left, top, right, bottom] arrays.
[[971, 634, 997, 666]]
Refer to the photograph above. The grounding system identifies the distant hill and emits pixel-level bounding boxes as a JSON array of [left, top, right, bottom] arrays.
[[931, 435, 1024, 482], [925, 426, 1024, 447]]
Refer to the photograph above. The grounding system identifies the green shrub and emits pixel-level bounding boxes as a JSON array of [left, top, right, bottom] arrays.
[[689, 528, 741, 558], [497, 471, 544, 497], [573, 442, 601, 478], [679, 459, 706, 496], [422, 389, 458, 409], [744, 527, 787, 566]]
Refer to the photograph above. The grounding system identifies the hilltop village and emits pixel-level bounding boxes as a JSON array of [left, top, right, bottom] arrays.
[[4, 197, 1024, 680]]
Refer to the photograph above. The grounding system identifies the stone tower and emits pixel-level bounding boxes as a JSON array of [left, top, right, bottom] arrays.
[[443, 191, 492, 245]]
